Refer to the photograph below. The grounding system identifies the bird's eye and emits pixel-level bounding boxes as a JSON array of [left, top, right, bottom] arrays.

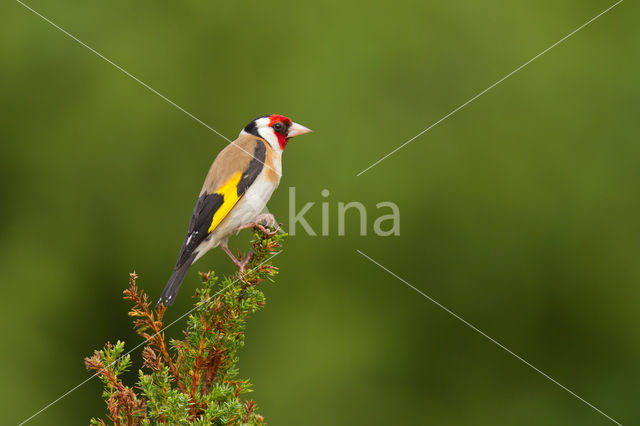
[[273, 122, 284, 133]]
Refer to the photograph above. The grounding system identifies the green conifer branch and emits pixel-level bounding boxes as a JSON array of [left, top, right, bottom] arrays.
[[85, 228, 285, 425]]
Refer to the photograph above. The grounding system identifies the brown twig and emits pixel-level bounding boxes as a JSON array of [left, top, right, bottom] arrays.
[[124, 273, 187, 395], [85, 344, 146, 424]]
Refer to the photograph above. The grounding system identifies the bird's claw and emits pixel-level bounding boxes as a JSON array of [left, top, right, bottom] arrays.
[[253, 222, 281, 238], [254, 213, 277, 228], [236, 213, 281, 237], [252, 213, 280, 236]]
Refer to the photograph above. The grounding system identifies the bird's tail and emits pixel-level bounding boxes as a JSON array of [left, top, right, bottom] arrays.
[[157, 255, 195, 307]]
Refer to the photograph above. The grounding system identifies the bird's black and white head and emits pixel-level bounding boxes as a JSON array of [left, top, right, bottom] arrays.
[[241, 114, 312, 152]]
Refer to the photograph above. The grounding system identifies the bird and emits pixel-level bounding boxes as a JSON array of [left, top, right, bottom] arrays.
[[157, 114, 312, 306]]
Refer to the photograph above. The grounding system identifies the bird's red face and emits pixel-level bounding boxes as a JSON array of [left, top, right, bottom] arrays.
[[243, 114, 312, 151], [268, 115, 293, 149]]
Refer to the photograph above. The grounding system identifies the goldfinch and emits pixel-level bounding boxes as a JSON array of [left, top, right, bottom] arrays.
[[158, 114, 312, 306]]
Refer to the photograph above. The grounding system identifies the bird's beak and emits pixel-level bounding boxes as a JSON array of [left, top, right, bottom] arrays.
[[287, 122, 312, 138]]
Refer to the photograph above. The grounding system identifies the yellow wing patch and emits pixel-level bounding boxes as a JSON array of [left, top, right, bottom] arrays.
[[208, 172, 242, 233]]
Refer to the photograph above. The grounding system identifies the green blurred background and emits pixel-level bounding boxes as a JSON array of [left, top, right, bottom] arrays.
[[1, 0, 638, 424]]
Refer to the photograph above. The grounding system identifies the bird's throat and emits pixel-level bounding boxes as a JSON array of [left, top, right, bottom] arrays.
[[276, 133, 288, 150]]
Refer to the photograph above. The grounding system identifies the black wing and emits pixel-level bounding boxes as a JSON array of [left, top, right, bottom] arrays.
[[175, 192, 224, 268]]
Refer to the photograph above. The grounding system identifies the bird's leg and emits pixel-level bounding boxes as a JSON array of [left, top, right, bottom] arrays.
[[220, 241, 253, 273], [220, 242, 241, 267], [235, 213, 280, 237], [238, 251, 253, 274]]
